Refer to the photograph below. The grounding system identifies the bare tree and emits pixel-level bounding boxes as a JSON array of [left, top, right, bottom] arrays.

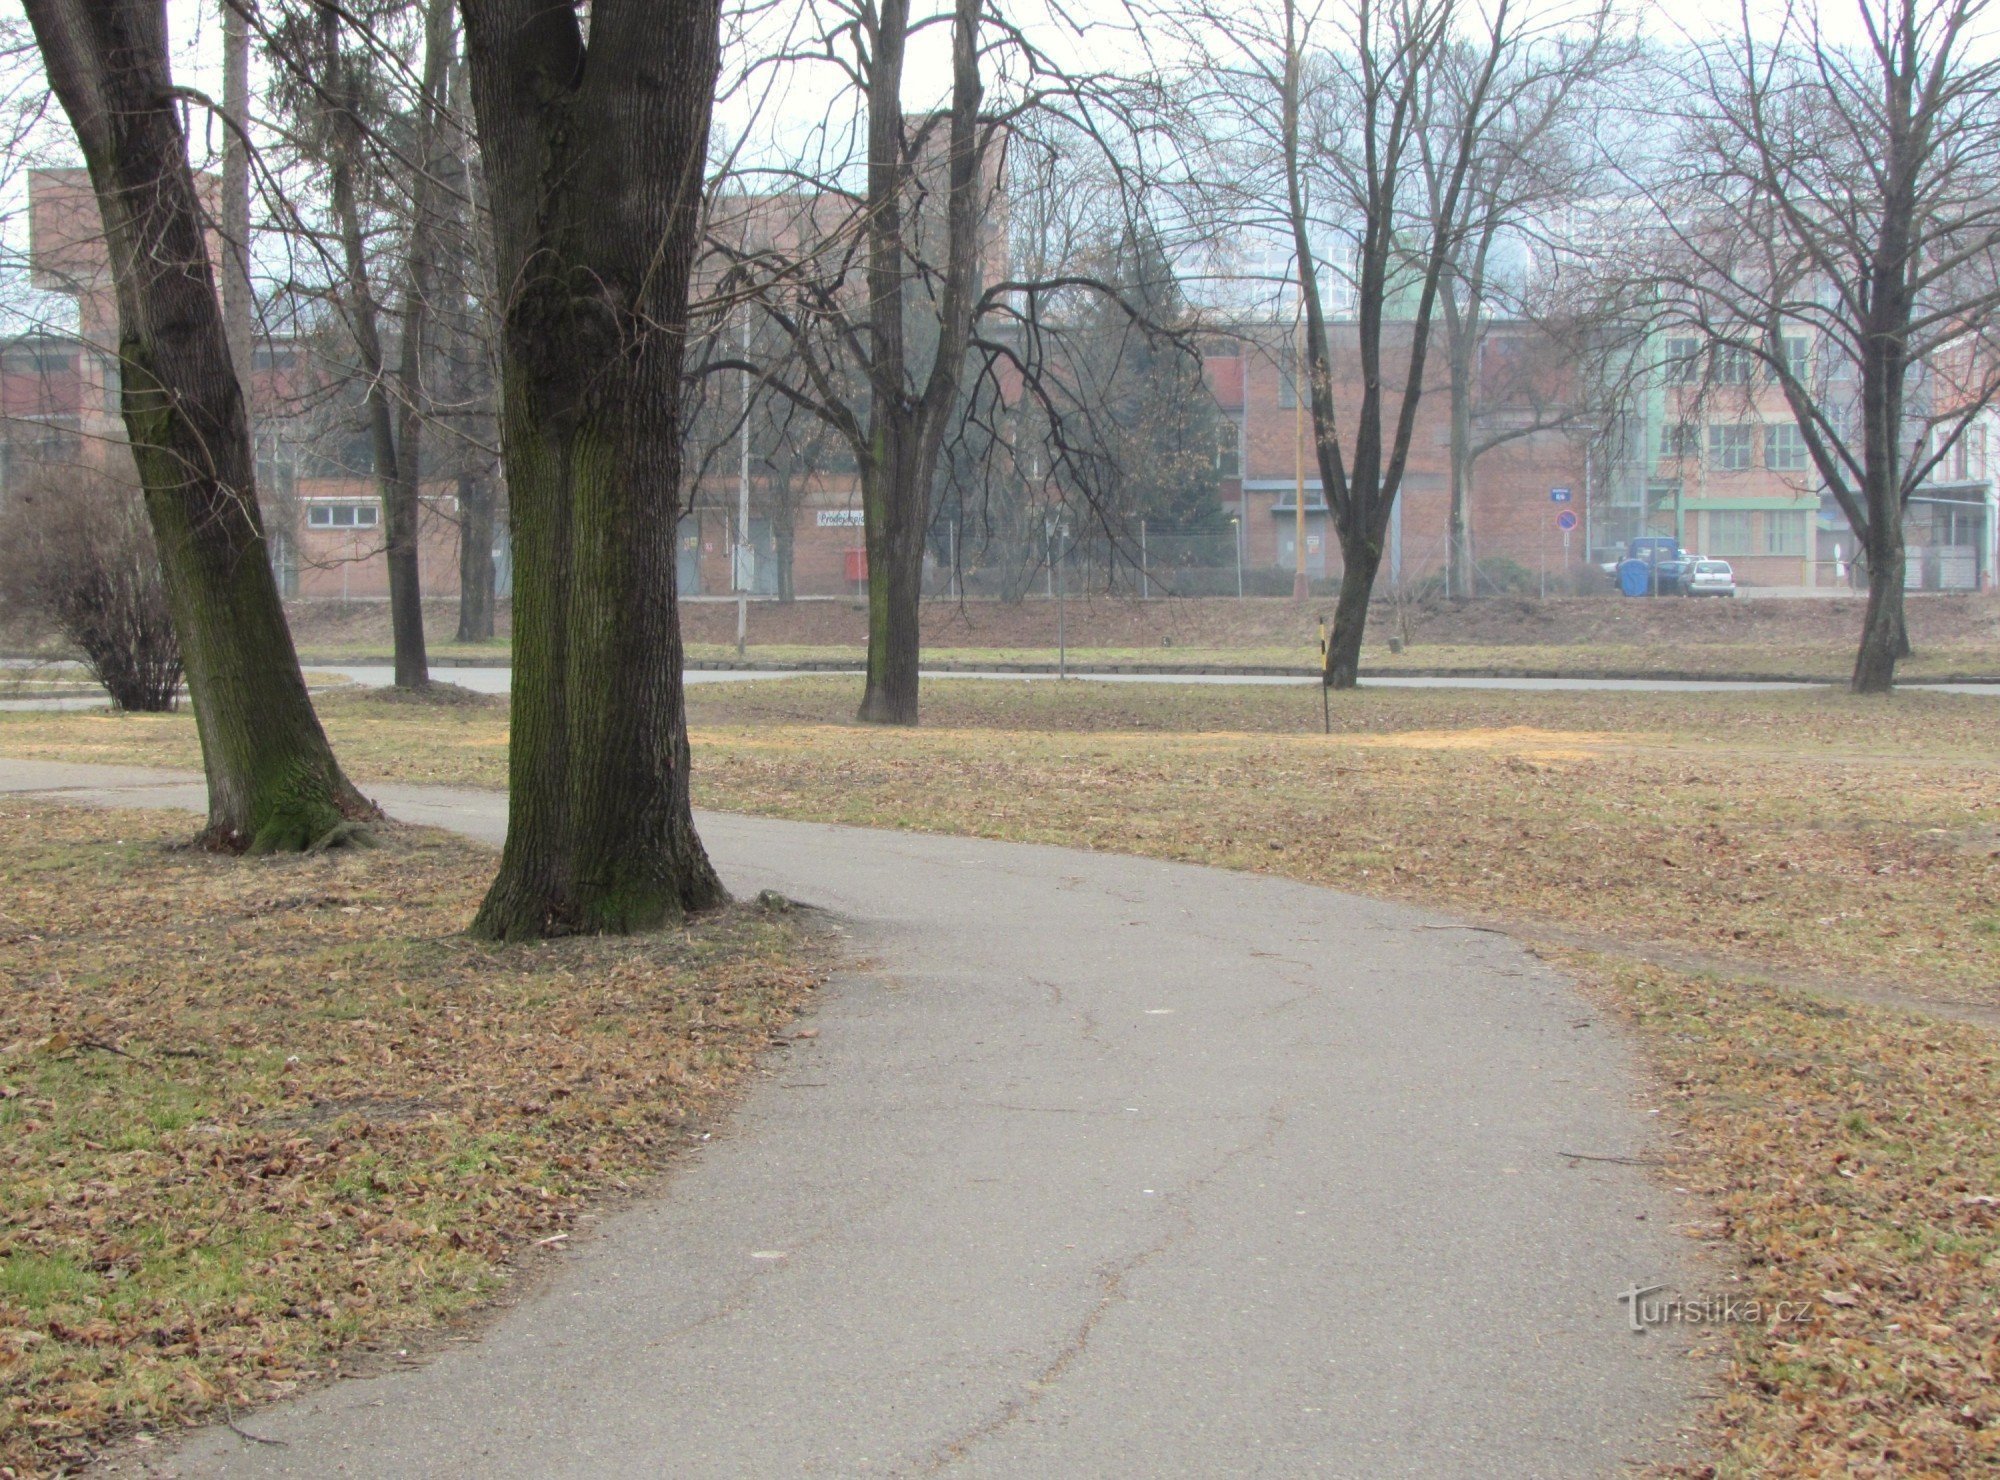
[[1164, 0, 1618, 684], [265, 0, 461, 690], [21, 0, 373, 850], [1418, 14, 1627, 596], [712, 0, 996, 724], [1650, 0, 2000, 690]]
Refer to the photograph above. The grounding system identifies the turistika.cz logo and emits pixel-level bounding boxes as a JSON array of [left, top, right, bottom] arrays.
[[1617, 1284, 1815, 1333]]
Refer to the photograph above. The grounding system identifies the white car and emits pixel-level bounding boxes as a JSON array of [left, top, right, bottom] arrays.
[[1683, 558, 1737, 596]]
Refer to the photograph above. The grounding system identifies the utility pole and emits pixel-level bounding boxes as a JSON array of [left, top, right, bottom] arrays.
[[737, 309, 750, 658]]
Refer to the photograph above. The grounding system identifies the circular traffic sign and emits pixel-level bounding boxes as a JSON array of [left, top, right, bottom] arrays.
[[1556, 510, 1579, 531]]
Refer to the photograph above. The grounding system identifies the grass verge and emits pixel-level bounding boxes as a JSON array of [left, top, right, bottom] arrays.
[[0, 801, 822, 1475]]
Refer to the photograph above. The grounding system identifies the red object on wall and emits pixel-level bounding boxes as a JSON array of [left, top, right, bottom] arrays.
[[844, 548, 868, 582]]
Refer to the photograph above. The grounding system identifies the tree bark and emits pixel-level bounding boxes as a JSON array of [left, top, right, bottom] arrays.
[[24, 0, 372, 851], [1853, 522, 1907, 693], [455, 460, 496, 641], [220, 0, 251, 406], [858, 455, 925, 723], [1323, 520, 1385, 689], [1446, 357, 1474, 599], [770, 464, 797, 603], [460, 0, 724, 938]]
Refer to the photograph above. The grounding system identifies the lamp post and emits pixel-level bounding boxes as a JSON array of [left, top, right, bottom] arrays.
[[1230, 514, 1243, 599], [1293, 296, 1310, 600]]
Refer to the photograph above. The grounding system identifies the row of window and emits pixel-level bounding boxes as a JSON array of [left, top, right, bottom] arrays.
[[1664, 336, 1810, 387], [1661, 420, 1810, 472], [306, 501, 379, 528], [1707, 510, 1808, 558]]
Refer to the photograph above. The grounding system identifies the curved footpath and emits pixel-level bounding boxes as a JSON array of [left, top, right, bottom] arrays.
[[0, 761, 1699, 1478]]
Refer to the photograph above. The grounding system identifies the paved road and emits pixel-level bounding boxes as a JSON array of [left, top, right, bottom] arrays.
[[0, 761, 1697, 1477]]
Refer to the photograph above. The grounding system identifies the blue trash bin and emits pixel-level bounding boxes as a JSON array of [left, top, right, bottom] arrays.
[[1618, 559, 1654, 597]]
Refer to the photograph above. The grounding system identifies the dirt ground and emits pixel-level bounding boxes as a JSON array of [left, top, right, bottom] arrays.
[[282, 590, 2000, 657]]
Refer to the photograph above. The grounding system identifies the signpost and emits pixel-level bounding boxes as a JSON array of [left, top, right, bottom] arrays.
[[1557, 508, 1578, 580]]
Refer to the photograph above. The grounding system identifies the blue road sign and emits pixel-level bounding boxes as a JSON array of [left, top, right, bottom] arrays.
[[1549, 487, 1572, 503], [1556, 509, 1579, 531]]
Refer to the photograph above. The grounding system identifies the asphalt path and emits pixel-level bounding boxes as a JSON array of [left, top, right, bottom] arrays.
[[309, 662, 2000, 695], [0, 759, 1698, 1477]]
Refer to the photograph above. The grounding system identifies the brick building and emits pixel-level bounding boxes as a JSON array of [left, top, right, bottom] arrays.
[[1203, 319, 1595, 593], [15, 168, 469, 602], [14, 161, 1990, 600]]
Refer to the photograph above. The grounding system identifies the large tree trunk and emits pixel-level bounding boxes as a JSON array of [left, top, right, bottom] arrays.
[[24, 0, 372, 852], [461, 0, 724, 939], [1446, 392, 1473, 599], [455, 461, 497, 642], [1323, 522, 1386, 689], [770, 464, 797, 603], [1852, 519, 1907, 693], [858, 453, 925, 723]]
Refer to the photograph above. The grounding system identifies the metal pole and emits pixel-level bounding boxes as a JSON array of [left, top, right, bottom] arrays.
[[1140, 517, 1149, 600], [1233, 516, 1243, 598], [1583, 440, 1593, 573], [737, 310, 750, 658], [949, 520, 958, 601]]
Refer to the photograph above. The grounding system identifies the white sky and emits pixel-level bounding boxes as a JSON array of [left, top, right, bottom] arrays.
[[0, 0, 1978, 335]]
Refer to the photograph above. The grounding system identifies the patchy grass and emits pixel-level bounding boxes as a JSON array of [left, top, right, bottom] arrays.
[[1575, 954, 2000, 1477], [0, 801, 823, 1475], [4, 676, 2000, 1474], [4, 680, 1998, 1001]]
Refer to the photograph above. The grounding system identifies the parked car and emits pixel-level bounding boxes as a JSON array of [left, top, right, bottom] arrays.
[[1682, 558, 1737, 596]]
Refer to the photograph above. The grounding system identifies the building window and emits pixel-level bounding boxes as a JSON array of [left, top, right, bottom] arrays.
[[1769, 335, 1809, 385], [2, 343, 75, 376], [1278, 363, 1298, 410], [1708, 423, 1754, 472], [306, 501, 380, 529], [1714, 345, 1755, 386], [1765, 422, 1809, 472], [1665, 337, 1701, 384], [1659, 421, 1698, 459], [1216, 420, 1242, 478], [1765, 511, 1807, 556], [1709, 510, 1755, 553], [1948, 423, 1987, 481]]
